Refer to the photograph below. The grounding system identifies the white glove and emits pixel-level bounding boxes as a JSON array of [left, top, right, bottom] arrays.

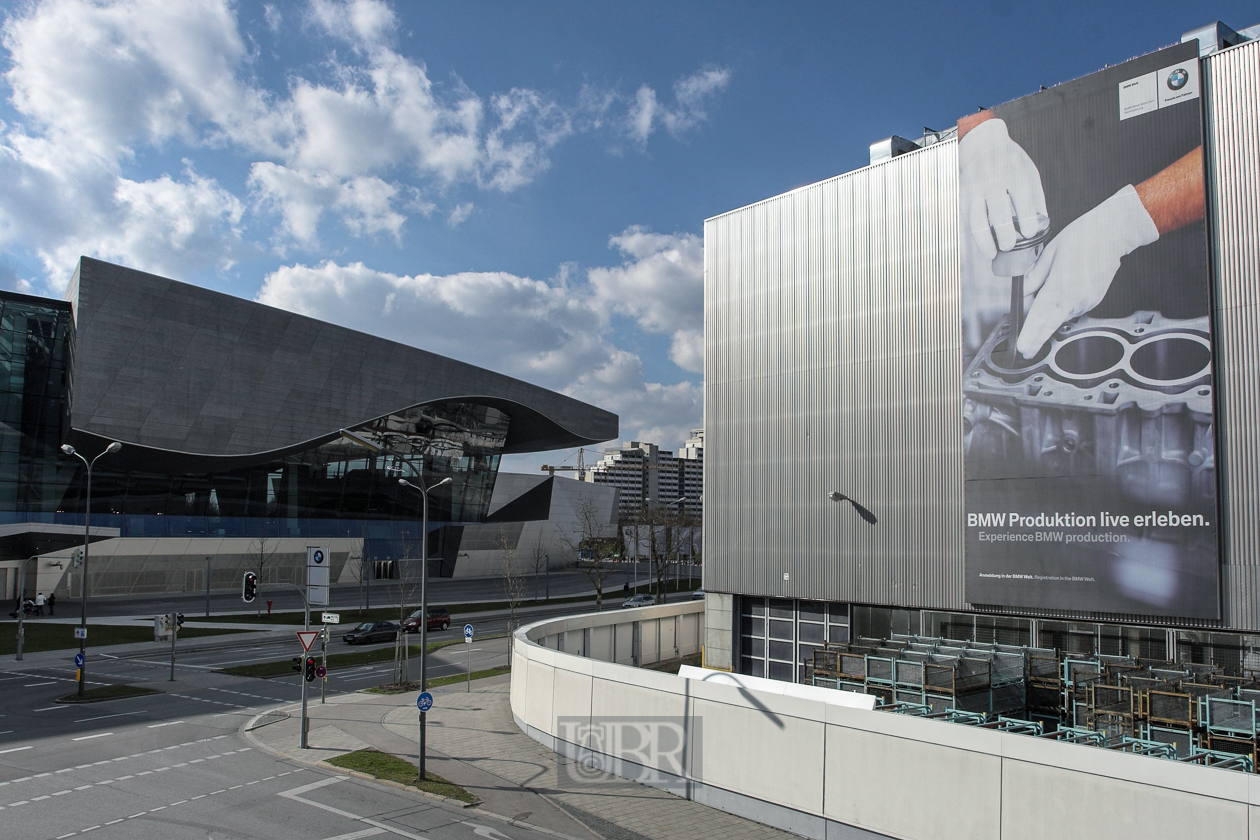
[[1017, 184, 1159, 357], [958, 118, 1049, 259]]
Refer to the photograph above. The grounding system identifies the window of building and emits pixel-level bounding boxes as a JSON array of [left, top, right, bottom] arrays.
[[738, 597, 851, 683]]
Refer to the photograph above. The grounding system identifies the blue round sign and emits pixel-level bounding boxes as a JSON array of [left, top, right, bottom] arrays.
[[74, 652, 84, 667], [416, 691, 433, 712], [463, 623, 474, 639]]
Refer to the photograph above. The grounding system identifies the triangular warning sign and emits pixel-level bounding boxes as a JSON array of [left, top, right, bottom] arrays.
[[297, 630, 320, 652]]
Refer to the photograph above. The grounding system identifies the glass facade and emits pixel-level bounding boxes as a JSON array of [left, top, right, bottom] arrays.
[[0, 295, 73, 515], [36, 402, 509, 546], [0, 286, 514, 567]]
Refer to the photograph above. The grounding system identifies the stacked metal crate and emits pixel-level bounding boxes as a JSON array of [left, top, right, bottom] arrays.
[[811, 634, 1030, 717]]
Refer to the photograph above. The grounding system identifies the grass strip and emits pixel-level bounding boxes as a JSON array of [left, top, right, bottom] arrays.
[[216, 636, 495, 678], [56, 683, 163, 704], [0, 623, 245, 655], [327, 749, 477, 803], [365, 666, 511, 694]]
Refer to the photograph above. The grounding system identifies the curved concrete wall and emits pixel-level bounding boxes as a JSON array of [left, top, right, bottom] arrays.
[[512, 605, 1260, 840]]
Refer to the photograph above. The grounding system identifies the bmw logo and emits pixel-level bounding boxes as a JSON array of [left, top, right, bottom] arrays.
[[313, 550, 324, 564], [1167, 68, 1189, 90]]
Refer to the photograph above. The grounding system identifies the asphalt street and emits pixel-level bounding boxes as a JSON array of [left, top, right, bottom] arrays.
[[73, 564, 679, 619], [0, 607, 556, 839]]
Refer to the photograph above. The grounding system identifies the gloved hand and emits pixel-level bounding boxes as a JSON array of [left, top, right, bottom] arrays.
[[1017, 184, 1159, 356], [958, 118, 1048, 259]]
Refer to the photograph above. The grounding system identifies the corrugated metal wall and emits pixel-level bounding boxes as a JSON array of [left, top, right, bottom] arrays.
[[1205, 39, 1260, 630], [704, 38, 1260, 630]]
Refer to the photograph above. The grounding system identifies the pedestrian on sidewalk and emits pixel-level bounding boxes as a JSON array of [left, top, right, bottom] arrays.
[[35, 592, 45, 616], [47, 592, 55, 615]]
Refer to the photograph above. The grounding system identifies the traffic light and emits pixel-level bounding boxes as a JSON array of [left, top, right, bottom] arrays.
[[291, 657, 302, 673], [176, 613, 185, 628], [242, 571, 258, 603], [304, 656, 316, 682]]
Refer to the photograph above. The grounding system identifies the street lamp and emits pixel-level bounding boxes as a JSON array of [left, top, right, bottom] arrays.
[[827, 491, 878, 524], [828, 490, 877, 607], [61, 441, 122, 697], [398, 475, 452, 782]]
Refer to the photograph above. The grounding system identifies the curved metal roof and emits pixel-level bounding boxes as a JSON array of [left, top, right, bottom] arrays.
[[65, 258, 616, 460]]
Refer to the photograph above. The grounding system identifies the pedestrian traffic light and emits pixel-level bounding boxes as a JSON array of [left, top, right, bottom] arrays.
[[291, 657, 302, 672], [304, 656, 316, 682], [242, 571, 257, 603]]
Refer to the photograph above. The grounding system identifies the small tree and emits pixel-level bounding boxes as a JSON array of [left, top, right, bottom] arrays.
[[527, 531, 549, 600], [387, 532, 427, 687], [248, 536, 277, 617], [500, 526, 528, 632], [561, 496, 619, 610]]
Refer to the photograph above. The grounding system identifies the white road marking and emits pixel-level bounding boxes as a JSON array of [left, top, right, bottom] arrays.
[[71, 732, 113, 741], [147, 721, 184, 728], [24, 681, 56, 687], [278, 776, 427, 839], [32, 706, 69, 712], [0, 746, 32, 755], [75, 712, 145, 723], [322, 829, 386, 840]]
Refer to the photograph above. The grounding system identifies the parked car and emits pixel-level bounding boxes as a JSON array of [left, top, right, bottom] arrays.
[[691, 589, 706, 600], [342, 621, 399, 644], [402, 607, 451, 633], [621, 594, 655, 609]]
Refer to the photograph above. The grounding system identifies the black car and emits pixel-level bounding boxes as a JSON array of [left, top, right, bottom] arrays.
[[342, 621, 399, 645]]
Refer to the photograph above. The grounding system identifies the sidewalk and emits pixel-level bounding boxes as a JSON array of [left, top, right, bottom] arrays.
[[247, 674, 797, 840]]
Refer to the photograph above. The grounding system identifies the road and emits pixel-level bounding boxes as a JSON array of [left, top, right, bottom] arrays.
[[74, 562, 684, 619], [0, 638, 540, 838]]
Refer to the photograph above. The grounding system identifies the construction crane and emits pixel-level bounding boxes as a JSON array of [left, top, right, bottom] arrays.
[[541, 448, 589, 479]]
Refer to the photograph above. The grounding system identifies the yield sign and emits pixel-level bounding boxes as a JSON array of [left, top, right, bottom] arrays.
[[296, 630, 321, 652]]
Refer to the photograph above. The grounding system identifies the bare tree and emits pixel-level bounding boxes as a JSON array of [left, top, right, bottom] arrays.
[[560, 496, 619, 610], [386, 534, 427, 687], [499, 526, 528, 633], [248, 536, 278, 616], [527, 531, 549, 600]]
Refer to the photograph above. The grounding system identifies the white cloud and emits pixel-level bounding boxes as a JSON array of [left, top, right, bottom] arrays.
[[33, 168, 247, 285], [627, 65, 731, 147], [588, 227, 704, 371], [309, 0, 396, 50], [0, 0, 730, 291], [248, 162, 405, 246], [447, 202, 474, 227]]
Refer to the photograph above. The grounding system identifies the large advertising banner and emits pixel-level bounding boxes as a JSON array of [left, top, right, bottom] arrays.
[[958, 41, 1219, 618]]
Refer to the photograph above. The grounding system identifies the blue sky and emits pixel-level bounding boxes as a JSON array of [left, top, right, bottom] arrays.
[[0, 1, 1254, 474]]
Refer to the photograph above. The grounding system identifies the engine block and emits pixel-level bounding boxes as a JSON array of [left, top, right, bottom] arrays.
[[963, 312, 1215, 510]]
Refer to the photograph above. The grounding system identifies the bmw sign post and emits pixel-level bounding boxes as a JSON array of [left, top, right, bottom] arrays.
[[464, 624, 474, 692], [417, 691, 434, 780], [299, 546, 327, 750]]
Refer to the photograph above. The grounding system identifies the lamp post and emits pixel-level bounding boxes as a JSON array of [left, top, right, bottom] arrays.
[[61, 441, 122, 698], [15, 555, 37, 661], [399, 475, 451, 782]]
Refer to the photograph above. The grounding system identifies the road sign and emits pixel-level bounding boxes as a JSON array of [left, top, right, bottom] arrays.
[[74, 652, 84, 667], [74, 627, 87, 639], [321, 612, 340, 624], [296, 630, 320, 652], [307, 546, 329, 607], [315, 665, 327, 679], [464, 623, 474, 642], [417, 691, 433, 712]]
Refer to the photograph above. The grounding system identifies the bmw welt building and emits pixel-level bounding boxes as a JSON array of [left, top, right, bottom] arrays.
[[703, 25, 1260, 684], [0, 257, 616, 599]]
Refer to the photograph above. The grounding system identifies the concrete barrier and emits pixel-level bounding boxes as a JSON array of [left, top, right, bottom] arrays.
[[511, 604, 1260, 840]]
